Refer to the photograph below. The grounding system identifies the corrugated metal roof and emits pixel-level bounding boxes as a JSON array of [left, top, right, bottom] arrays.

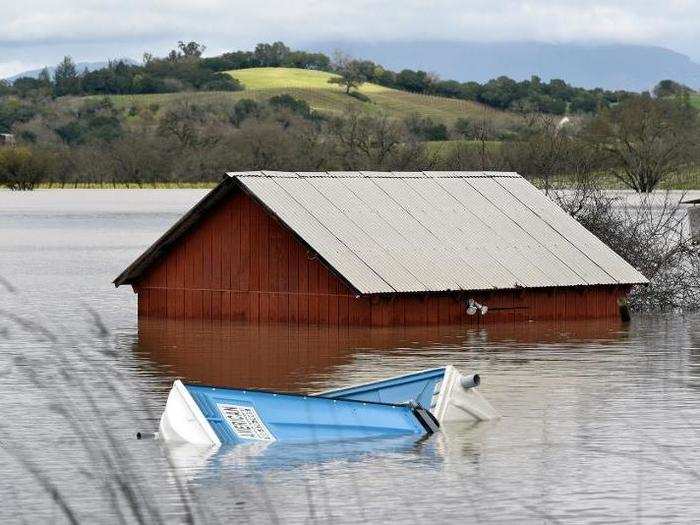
[[232, 171, 647, 293], [114, 170, 648, 291], [336, 176, 463, 291], [369, 176, 494, 290], [268, 175, 417, 292], [301, 176, 432, 291], [495, 177, 648, 285], [403, 176, 548, 288], [465, 177, 614, 285]]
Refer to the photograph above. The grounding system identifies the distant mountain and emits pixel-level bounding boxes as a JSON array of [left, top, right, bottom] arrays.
[[305, 41, 700, 92], [5, 59, 138, 82]]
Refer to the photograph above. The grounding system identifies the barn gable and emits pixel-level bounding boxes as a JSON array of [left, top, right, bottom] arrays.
[[131, 189, 362, 323], [115, 173, 359, 294]]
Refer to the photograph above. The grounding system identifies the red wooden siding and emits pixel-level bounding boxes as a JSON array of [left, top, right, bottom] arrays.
[[134, 190, 630, 325]]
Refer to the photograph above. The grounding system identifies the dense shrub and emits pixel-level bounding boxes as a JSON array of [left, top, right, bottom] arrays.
[[405, 115, 449, 141], [348, 91, 371, 103], [267, 95, 322, 124], [0, 98, 37, 133], [228, 99, 264, 127], [54, 98, 123, 145], [0, 147, 55, 190]]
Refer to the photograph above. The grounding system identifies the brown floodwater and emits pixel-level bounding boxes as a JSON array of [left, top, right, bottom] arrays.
[[2, 189, 700, 523]]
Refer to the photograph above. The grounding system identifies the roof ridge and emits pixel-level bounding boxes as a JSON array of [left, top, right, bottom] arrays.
[[228, 171, 522, 179]]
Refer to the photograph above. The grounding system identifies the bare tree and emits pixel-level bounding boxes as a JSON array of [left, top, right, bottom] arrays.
[[553, 179, 700, 312], [499, 113, 581, 194], [104, 133, 172, 187], [328, 52, 366, 95], [472, 118, 498, 171], [326, 109, 428, 169], [585, 96, 698, 192]]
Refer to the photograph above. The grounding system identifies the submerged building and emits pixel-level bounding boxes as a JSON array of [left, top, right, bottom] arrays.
[[114, 171, 647, 326]]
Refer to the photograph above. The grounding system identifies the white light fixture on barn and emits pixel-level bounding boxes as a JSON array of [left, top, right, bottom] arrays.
[[466, 299, 488, 316]]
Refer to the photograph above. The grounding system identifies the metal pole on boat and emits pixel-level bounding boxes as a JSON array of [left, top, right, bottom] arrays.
[[460, 374, 480, 389], [136, 432, 159, 440]]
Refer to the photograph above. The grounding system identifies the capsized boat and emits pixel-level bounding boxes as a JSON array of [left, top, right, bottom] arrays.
[[317, 365, 498, 423], [159, 381, 439, 446], [157, 366, 496, 446]]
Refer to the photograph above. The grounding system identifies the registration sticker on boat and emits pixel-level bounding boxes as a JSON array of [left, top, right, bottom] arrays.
[[217, 404, 275, 442]]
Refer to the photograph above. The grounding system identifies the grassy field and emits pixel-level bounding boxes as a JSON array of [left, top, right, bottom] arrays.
[[229, 67, 389, 93], [690, 93, 700, 110], [85, 67, 521, 128], [227, 68, 520, 127]]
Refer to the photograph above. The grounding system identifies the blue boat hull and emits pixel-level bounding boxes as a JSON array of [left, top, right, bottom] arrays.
[[160, 381, 437, 446]]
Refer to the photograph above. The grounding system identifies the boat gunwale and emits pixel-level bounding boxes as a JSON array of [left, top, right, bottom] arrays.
[[316, 366, 447, 397], [183, 381, 431, 410]]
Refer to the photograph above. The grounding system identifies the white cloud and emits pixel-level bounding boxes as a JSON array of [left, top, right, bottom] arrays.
[[2, 1, 699, 62]]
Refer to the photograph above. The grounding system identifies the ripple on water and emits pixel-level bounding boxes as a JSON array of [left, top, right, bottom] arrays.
[[1, 190, 699, 523]]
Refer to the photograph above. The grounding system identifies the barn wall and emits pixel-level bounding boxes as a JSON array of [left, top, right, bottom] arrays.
[[135, 191, 630, 325], [136, 190, 356, 324]]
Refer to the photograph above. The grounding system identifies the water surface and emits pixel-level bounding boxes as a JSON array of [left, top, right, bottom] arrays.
[[1, 190, 699, 523]]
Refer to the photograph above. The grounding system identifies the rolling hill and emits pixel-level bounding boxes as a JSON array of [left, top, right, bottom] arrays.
[[95, 67, 520, 128], [226, 68, 519, 126]]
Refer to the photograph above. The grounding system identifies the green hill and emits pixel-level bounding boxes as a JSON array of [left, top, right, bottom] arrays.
[[96, 67, 521, 129], [226, 68, 519, 127], [690, 93, 700, 110], [227, 67, 387, 91]]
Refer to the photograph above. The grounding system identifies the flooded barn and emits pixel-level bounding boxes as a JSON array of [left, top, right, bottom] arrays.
[[114, 171, 647, 325]]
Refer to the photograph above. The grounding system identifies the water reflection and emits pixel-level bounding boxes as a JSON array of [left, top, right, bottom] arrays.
[[6, 189, 700, 523], [134, 317, 631, 394], [169, 434, 442, 481]]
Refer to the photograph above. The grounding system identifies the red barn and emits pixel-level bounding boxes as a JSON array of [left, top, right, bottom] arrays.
[[114, 171, 647, 326]]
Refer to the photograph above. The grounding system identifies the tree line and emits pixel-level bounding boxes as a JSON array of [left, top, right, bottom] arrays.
[[2, 42, 241, 99], [2, 40, 680, 115]]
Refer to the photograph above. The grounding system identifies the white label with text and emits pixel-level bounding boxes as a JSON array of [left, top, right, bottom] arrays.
[[217, 404, 275, 441]]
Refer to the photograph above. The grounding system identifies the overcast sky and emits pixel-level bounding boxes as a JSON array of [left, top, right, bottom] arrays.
[[2, 0, 699, 77]]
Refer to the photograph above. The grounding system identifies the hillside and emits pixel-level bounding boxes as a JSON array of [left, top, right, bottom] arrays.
[[228, 67, 388, 91], [226, 68, 519, 127], [98, 67, 520, 128]]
